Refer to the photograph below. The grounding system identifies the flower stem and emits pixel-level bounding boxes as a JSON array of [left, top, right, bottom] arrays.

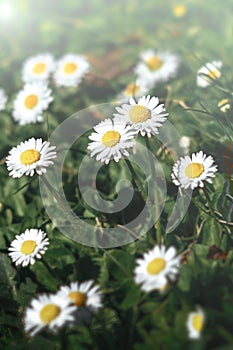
[[144, 135, 162, 245]]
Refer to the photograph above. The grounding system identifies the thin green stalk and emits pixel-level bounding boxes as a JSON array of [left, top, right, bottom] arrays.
[[124, 158, 148, 203], [144, 135, 162, 245]]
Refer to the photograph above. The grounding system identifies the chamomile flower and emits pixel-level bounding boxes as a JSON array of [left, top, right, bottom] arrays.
[[0, 88, 8, 111], [218, 98, 230, 112], [57, 280, 102, 325], [134, 50, 180, 85], [117, 79, 151, 102], [22, 53, 55, 83], [8, 229, 49, 267], [179, 136, 191, 155], [197, 60, 222, 88], [24, 293, 76, 337], [171, 151, 218, 190], [186, 307, 205, 339], [87, 118, 137, 164], [134, 245, 180, 292], [6, 137, 57, 178], [53, 53, 90, 87], [12, 83, 53, 125], [113, 95, 168, 137]]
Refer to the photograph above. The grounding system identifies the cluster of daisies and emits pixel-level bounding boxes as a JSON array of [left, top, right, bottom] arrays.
[[25, 280, 102, 337], [1, 53, 90, 125], [2, 50, 223, 341]]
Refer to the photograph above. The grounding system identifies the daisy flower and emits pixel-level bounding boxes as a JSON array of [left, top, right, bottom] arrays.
[[179, 136, 191, 155], [53, 53, 90, 87], [57, 280, 102, 325], [186, 307, 205, 339], [134, 245, 180, 292], [171, 151, 218, 190], [12, 83, 53, 125], [117, 79, 151, 103], [0, 88, 8, 111], [134, 49, 180, 85], [8, 229, 49, 267], [24, 293, 76, 337], [218, 98, 230, 112], [113, 95, 168, 137], [196, 60, 222, 88], [22, 53, 55, 83], [87, 118, 137, 164], [6, 137, 57, 178]]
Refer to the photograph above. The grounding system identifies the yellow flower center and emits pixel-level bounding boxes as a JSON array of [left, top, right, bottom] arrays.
[[63, 62, 78, 74], [173, 5, 186, 17], [40, 304, 61, 324], [218, 98, 230, 112], [68, 291, 87, 307], [185, 163, 204, 178], [129, 105, 151, 123], [146, 56, 163, 71], [32, 62, 46, 74], [192, 314, 204, 332], [147, 257, 166, 275], [20, 240, 37, 255], [125, 83, 140, 97], [206, 69, 220, 80], [102, 130, 121, 147], [24, 94, 38, 109], [20, 149, 41, 165]]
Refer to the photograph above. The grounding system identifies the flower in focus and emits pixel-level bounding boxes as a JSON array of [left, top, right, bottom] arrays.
[[134, 245, 180, 292], [12, 83, 53, 125], [8, 228, 49, 267], [6, 137, 57, 178], [0, 87, 8, 111], [22, 53, 55, 83], [114, 95, 168, 137], [57, 280, 102, 325], [53, 53, 90, 87], [87, 118, 137, 164], [134, 49, 180, 85], [186, 307, 205, 339], [24, 293, 76, 337], [171, 150, 218, 189], [196, 61, 222, 88]]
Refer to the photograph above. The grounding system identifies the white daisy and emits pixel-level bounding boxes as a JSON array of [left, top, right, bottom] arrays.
[[171, 151, 218, 190], [6, 137, 57, 178], [57, 280, 102, 325], [53, 53, 90, 87], [87, 118, 137, 164], [22, 53, 55, 83], [218, 98, 230, 112], [0, 88, 8, 111], [24, 293, 76, 337], [134, 50, 180, 85], [8, 228, 49, 267], [179, 136, 191, 155], [186, 307, 205, 339], [117, 79, 151, 103], [113, 95, 168, 137], [197, 60, 222, 88], [134, 245, 180, 292], [12, 83, 53, 125]]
